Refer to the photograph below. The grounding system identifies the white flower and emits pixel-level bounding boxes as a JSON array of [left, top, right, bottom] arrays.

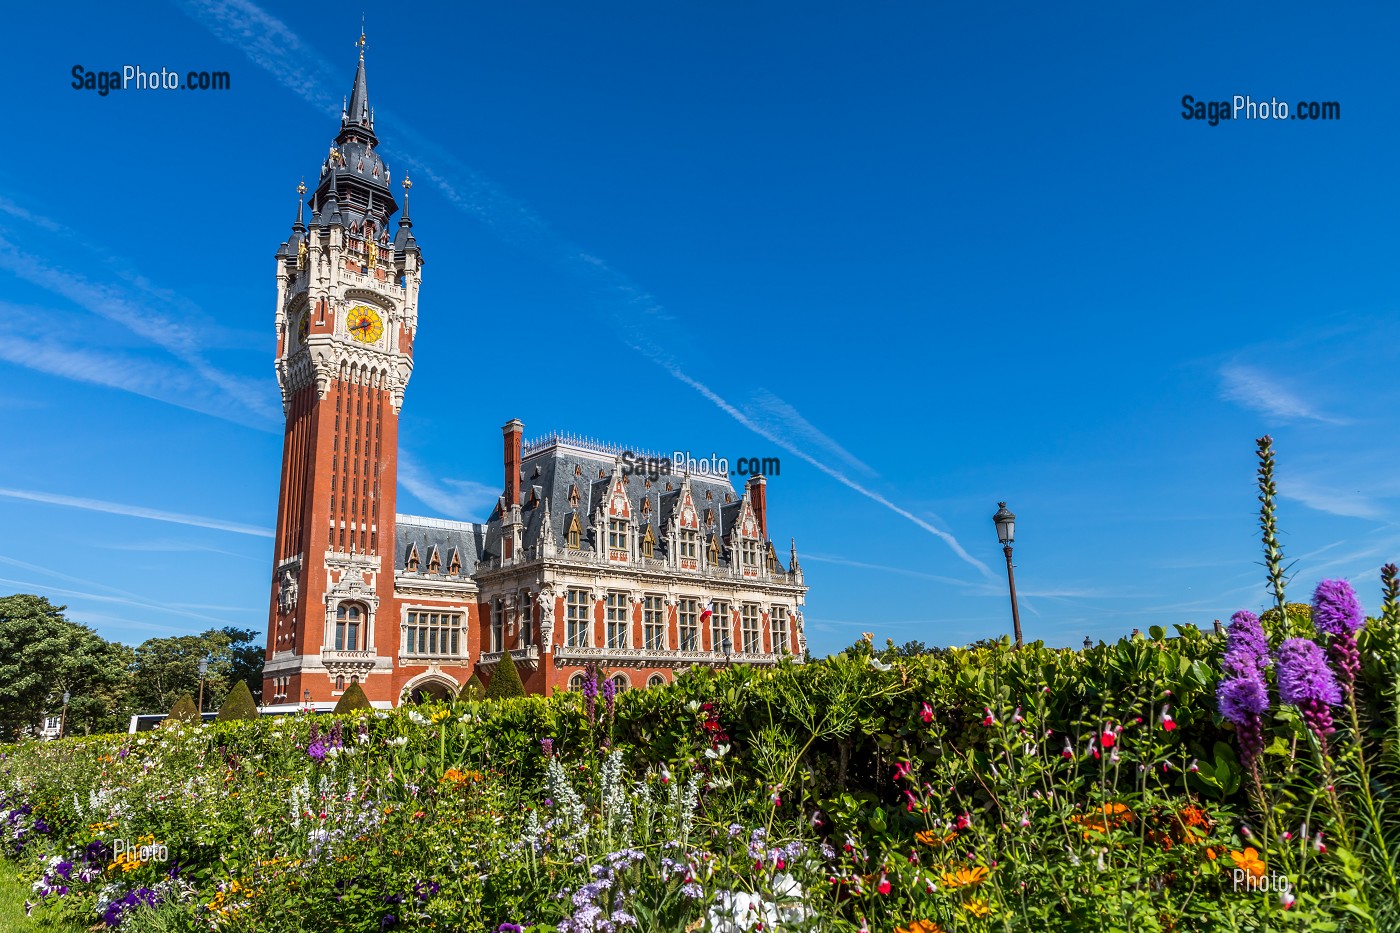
[[868, 657, 892, 672], [388, 737, 408, 747], [407, 711, 428, 724], [708, 890, 778, 932], [704, 743, 731, 760]]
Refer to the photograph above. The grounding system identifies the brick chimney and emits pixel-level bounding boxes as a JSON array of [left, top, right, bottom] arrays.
[[747, 474, 767, 540], [503, 419, 523, 508]]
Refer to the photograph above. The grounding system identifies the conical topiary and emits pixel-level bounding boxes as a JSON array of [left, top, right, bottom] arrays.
[[333, 681, 372, 714], [484, 651, 525, 699], [463, 673, 485, 701], [165, 695, 200, 726], [216, 681, 259, 721]]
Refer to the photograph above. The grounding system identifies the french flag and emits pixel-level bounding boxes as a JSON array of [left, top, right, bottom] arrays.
[[700, 600, 714, 624]]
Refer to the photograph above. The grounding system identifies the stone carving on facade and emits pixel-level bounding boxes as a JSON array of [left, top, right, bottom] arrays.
[[536, 587, 556, 646], [277, 569, 299, 614]]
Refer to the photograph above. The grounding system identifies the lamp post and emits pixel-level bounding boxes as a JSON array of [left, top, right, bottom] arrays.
[[993, 502, 1023, 649], [59, 690, 70, 740], [1084, 636, 1093, 651], [197, 657, 209, 714], [304, 688, 312, 713]]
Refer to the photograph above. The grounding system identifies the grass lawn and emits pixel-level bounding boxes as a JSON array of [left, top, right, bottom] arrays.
[[0, 861, 86, 931]]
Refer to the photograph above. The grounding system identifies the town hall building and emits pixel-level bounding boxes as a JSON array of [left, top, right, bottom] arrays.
[[262, 41, 808, 709]]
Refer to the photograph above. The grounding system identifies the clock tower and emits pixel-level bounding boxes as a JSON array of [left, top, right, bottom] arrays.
[[264, 35, 422, 707]]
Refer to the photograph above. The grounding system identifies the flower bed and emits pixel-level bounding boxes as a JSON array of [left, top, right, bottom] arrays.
[[3, 580, 1399, 931]]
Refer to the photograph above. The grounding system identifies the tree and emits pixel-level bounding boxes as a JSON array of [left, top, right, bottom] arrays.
[[165, 695, 200, 725], [216, 681, 259, 721], [0, 595, 129, 740], [129, 627, 264, 714], [484, 652, 525, 699], [333, 682, 371, 714], [463, 674, 485, 700]]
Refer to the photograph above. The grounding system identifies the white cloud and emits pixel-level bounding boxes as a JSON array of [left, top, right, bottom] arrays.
[[397, 454, 499, 520], [0, 488, 273, 537], [1219, 364, 1349, 425]]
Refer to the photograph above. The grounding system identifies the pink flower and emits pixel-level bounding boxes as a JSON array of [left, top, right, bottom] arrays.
[[877, 874, 891, 895], [1280, 887, 1296, 910], [982, 707, 997, 727], [1313, 832, 1327, 854], [1089, 738, 1100, 760], [919, 702, 933, 724], [1019, 811, 1030, 828], [955, 812, 972, 830], [1012, 706, 1024, 723], [1158, 705, 1177, 732], [1188, 758, 1199, 773], [1100, 723, 1117, 748], [893, 761, 912, 782], [904, 790, 918, 812]]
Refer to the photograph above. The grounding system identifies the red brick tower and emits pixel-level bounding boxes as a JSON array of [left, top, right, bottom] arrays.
[[263, 35, 422, 708]]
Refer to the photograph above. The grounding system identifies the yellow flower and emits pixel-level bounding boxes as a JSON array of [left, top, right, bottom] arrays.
[[940, 866, 989, 889], [1230, 847, 1266, 879], [963, 898, 992, 918], [430, 709, 450, 723]]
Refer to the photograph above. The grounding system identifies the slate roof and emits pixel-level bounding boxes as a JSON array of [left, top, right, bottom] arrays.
[[394, 515, 485, 577]]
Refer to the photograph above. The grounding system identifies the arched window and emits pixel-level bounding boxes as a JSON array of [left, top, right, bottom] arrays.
[[335, 675, 345, 691], [351, 675, 360, 684], [335, 602, 364, 651], [611, 673, 630, 693], [647, 673, 666, 688], [569, 672, 588, 691]]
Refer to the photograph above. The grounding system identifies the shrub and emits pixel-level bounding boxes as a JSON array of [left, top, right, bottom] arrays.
[[216, 681, 259, 721], [463, 673, 485, 700], [484, 652, 524, 699], [332, 681, 371, 714], [164, 694, 199, 725]]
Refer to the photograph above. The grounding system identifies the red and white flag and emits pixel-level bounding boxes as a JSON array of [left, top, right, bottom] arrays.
[[700, 600, 714, 624]]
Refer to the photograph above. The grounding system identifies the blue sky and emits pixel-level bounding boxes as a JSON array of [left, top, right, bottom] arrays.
[[2, 2, 1398, 655]]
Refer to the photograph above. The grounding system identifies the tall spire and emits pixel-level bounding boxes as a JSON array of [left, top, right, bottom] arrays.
[[340, 27, 375, 145]]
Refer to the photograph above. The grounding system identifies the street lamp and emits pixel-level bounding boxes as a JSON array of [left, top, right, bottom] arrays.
[[59, 690, 70, 740], [197, 657, 209, 714], [304, 688, 312, 712], [1084, 636, 1093, 651], [992, 502, 1024, 649]]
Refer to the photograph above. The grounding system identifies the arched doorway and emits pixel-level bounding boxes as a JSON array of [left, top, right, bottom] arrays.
[[399, 673, 458, 706]]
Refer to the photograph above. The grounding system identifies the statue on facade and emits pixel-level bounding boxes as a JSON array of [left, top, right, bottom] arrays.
[[278, 569, 299, 614]]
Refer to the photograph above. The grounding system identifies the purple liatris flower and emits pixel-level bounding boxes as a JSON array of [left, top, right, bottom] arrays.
[[1224, 610, 1271, 673], [1313, 579, 1364, 691], [1217, 666, 1269, 767], [602, 675, 616, 722], [583, 666, 599, 726], [1312, 579, 1365, 636], [541, 737, 554, 757], [1277, 637, 1341, 752]]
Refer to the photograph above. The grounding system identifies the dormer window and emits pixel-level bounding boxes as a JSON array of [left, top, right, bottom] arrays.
[[608, 518, 628, 557], [406, 543, 420, 572], [566, 513, 582, 550], [427, 546, 441, 574], [766, 542, 779, 573], [448, 548, 462, 576], [641, 525, 656, 559], [568, 485, 580, 507], [708, 535, 721, 564]]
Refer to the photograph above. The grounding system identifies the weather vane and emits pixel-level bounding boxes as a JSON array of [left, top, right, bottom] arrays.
[[359, 16, 366, 59], [297, 178, 307, 196], [402, 175, 413, 191]]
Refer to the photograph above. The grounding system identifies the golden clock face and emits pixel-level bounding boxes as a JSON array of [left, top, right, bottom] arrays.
[[345, 305, 383, 344]]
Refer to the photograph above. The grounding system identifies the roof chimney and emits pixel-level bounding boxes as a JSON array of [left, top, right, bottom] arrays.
[[503, 419, 523, 508], [747, 474, 767, 541]]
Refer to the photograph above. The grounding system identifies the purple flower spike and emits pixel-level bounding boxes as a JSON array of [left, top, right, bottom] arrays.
[[1312, 579, 1365, 636], [1218, 668, 1270, 725], [1225, 610, 1271, 671], [1277, 637, 1341, 753], [1313, 579, 1365, 692]]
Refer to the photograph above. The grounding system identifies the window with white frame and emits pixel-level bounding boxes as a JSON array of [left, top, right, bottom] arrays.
[[606, 592, 630, 649], [519, 596, 533, 647], [491, 600, 505, 653], [335, 602, 365, 650], [679, 528, 698, 561], [677, 597, 699, 651], [741, 603, 761, 653], [771, 605, 789, 655], [567, 589, 591, 647], [739, 539, 760, 571], [403, 611, 463, 658], [711, 601, 732, 654], [608, 518, 628, 554], [643, 595, 666, 650]]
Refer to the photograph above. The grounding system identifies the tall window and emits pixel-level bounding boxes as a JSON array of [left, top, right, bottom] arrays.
[[335, 675, 345, 691], [643, 595, 665, 650], [679, 529, 698, 563], [608, 519, 628, 556], [641, 526, 655, 559], [491, 601, 505, 653], [677, 598, 699, 651], [772, 605, 789, 655], [519, 597, 534, 648], [569, 672, 587, 691], [567, 589, 591, 647], [403, 611, 462, 658], [711, 601, 732, 654], [606, 593, 630, 649], [566, 514, 582, 550], [739, 539, 760, 573], [335, 602, 363, 650], [741, 604, 761, 654]]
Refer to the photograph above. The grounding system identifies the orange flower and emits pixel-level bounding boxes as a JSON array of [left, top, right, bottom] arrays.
[[915, 829, 957, 847], [1230, 848, 1266, 878], [963, 898, 992, 918], [1072, 803, 1135, 840], [895, 921, 946, 933], [441, 768, 467, 785], [940, 865, 989, 889]]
